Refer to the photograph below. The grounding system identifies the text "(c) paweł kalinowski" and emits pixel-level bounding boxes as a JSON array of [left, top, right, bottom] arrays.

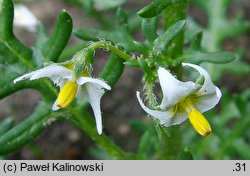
[[20, 162, 104, 172]]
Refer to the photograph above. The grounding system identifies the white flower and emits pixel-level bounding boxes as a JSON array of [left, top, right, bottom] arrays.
[[136, 63, 222, 136], [13, 64, 111, 135], [13, 5, 38, 32]]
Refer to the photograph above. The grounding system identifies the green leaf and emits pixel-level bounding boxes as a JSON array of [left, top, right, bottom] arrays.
[[142, 17, 158, 43], [138, 0, 186, 18], [0, 62, 57, 100], [182, 51, 235, 64], [41, 10, 72, 62], [0, 102, 64, 155], [207, 58, 250, 81], [189, 31, 203, 50], [74, 27, 136, 52], [0, 64, 27, 99], [152, 19, 186, 55], [0, 117, 14, 136], [0, 0, 33, 68]]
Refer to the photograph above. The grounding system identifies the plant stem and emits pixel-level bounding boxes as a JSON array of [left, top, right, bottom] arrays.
[[152, 1, 188, 159], [88, 41, 132, 61]]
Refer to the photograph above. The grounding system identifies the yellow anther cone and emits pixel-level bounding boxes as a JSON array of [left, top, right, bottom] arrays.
[[56, 81, 78, 109], [188, 109, 212, 136]]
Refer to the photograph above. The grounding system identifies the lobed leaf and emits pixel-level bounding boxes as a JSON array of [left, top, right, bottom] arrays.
[[41, 10, 72, 62], [0, 117, 14, 137], [0, 0, 33, 67], [0, 102, 64, 155]]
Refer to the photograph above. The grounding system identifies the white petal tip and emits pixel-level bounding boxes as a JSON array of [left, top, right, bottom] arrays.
[[97, 129, 102, 135], [13, 77, 25, 83], [96, 122, 103, 135], [157, 67, 166, 73], [216, 87, 222, 99], [106, 85, 112, 91], [52, 106, 60, 111], [52, 101, 60, 111]]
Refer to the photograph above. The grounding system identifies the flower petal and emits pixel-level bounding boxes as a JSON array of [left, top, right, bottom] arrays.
[[77, 77, 111, 90], [85, 83, 106, 135], [182, 63, 222, 112], [192, 87, 222, 113], [13, 65, 72, 84], [13, 72, 35, 83], [136, 91, 174, 124], [163, 111, 188, 127], [49, 76, 65, 89], [158, 67, 199, 110], [182, 63, 217, 95]]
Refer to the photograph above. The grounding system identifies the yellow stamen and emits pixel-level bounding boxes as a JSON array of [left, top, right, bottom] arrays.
[[180, 98, 212, 136], [188, 109, 212, 136], [56, 81, 78, 109]]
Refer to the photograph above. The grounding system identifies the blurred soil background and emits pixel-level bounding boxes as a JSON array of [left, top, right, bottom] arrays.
[[0, 0, 249, 159]]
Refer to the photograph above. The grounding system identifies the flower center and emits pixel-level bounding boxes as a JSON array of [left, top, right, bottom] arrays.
[[180, 98, 212, 136], [56, 81, 78, 109]]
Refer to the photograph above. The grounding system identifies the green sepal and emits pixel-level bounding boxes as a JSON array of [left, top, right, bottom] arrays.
[[152, 20, 186, 56], [41, 10, 72, 62], [182, 51, 235, 64], [84, 48, 95, 64], [137, 0, 186, 18]]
